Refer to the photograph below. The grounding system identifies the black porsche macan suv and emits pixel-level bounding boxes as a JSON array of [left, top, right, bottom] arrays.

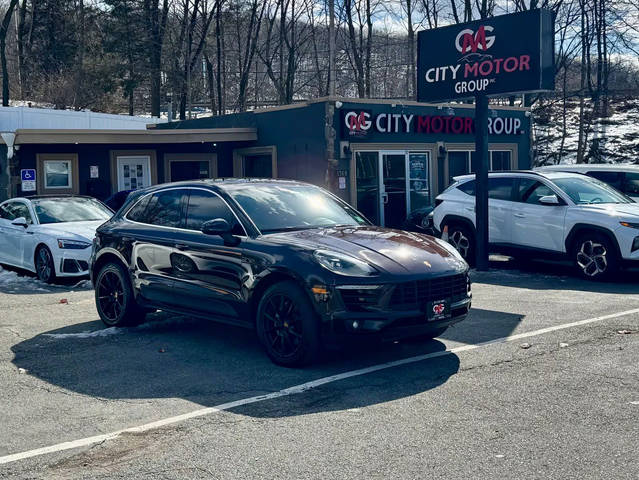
[[90, 179, 471, 366]]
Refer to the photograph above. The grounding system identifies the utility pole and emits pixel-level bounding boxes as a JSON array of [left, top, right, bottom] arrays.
[[328, 0, 336, 96], [474, 94, 489, 271]]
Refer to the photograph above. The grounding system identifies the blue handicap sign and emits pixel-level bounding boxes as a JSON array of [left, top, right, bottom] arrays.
[[21, 169, 36, 181]]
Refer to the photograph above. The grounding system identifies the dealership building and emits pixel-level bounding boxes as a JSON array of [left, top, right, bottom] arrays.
[[1, 97, 531, 228]]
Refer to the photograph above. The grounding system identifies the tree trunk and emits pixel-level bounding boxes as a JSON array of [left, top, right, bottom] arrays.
[[0, 0, 18, 106], [205, 52, 216, 114]]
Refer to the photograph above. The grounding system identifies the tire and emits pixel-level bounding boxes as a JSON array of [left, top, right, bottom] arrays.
[[572, 232, 619, 280], [95, 262, 145, 327], [255, 281, 320, 367], [444, 222, 476, 266], [35, 246, 56, 284]]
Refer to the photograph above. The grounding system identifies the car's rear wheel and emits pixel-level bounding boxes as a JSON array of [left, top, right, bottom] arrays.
[[256, 281, 320, 367], [35, 246, 56, 284], [95, 262, 145, 327], [444, 222, 476, 266], [572, 232, 619, 280]]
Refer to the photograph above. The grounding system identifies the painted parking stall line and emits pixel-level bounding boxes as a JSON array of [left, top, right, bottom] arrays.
[[2, 307, 638, 466]]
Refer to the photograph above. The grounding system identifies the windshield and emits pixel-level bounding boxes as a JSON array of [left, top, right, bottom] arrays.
[[227, 184, 370, 234], [552, 176, 632, 205], [33, 198, 113, 224]]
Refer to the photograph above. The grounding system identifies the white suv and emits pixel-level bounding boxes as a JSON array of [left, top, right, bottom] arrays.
[[432, 171, 639, 279]]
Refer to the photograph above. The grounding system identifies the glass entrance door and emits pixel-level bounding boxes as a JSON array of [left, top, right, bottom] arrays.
[[355, 150, 431, 227], [381, 151, 407, 229]]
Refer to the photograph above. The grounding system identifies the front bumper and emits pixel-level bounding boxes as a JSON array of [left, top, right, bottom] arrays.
[[54, 248, 91, 277], [314, 272, 472, 342]]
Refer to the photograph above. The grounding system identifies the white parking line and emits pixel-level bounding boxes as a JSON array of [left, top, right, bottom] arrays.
[[2, 307, 638, 466]]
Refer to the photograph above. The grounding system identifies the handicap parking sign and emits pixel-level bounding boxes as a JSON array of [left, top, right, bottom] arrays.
[[21, 169, 36, 192]]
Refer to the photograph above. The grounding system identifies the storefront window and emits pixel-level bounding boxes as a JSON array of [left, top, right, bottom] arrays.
[[409, 152, 430, 211], [170, 161, 210, 181], [448, 150, 512, 182], [355, 151, 380, 224], [44, 160, 72, 189], [490, 151, 512, 171]]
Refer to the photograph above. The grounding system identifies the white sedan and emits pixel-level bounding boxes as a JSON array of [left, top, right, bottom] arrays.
[[0, 196, 113, 283]]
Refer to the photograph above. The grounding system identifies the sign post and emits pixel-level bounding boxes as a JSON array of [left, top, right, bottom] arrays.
[[416, 9, 555, 270]]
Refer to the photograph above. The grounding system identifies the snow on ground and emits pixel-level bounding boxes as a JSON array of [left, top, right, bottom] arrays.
[[534, 98, 639, 165], [0, 265, 92, 294]]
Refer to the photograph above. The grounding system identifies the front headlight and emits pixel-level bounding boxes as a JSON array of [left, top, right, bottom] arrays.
[[57, 239, 92, 249], [314, 250, 378, 277], [620, 221, 639, 229]]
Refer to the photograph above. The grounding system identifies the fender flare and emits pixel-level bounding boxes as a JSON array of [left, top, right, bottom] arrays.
[[565, 224, 621, 258], [440, 215, 476, 236]]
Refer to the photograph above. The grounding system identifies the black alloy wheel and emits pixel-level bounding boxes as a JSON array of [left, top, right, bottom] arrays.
[[572, 232, 619, 280], [35, 246, 55, 284], [256, 281, 320, 367], [95, 262, 145, 327], [445, 223, 476, 266]]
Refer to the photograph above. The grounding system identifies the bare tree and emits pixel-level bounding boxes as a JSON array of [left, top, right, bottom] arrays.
[[144, 0, 170, 117], [0, 0, 18, 106]]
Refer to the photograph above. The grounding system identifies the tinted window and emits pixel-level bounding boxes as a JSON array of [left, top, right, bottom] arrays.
[[518, 179, 555, 204], [449, 151, 470, 181], [226, 184, 368, 234], [129, 189, 184, 227], [0, 202, 33, 223], [185, 190, 245, 235], [587, 171, 622, 190], [623, 172, 639, 196], [491, 151, 511, 171], [488, 178, 514, 200], [457, 180, 475, 196], [244, 155, 272, 178]]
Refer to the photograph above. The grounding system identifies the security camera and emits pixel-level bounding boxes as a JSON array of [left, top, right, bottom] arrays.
[[335, 101, 343, 109]]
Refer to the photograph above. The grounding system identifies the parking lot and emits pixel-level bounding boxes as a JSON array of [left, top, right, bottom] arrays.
[[1, 260, 638, 479]]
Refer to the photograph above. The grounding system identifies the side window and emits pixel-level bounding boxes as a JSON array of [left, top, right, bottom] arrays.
[[185, 190, 246, 236], [12, 203, 33, 224], [127, 189, 185, 227], [587, 171, 622, 190], [622, 172, 639, 196], [518, 179, 555, 204], [488, 178, 515, 200], [457, 180, 475, 196], [0, 203, 16, 220]]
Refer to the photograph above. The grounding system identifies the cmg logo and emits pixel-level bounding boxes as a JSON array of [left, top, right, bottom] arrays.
[[455, 25, 495, 54]]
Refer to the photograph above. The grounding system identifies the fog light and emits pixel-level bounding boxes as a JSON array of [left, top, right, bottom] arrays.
[[632, 237, 639, 253], [352, 321, 359, 329], [312, 285, 329, 302]]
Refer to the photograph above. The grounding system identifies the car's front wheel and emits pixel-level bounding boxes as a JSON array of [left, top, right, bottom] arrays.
[[256, 281, 320, 367], [35, 246, 56, 284], [572, 232, 619, 280], [95, 262, 145, 327]]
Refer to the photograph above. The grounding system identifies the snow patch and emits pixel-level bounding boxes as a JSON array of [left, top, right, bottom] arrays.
[[44, 327, 124, 339]]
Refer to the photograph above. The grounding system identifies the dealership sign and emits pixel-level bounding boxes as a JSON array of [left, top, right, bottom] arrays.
[[417, 9, 555, 101], [342, 110, 523, 137]]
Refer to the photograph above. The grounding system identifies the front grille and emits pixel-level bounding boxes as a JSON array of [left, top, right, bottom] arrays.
[[338, 287, 381, 312], [62, 259, 89, 273], [391, 274, 468, 306]]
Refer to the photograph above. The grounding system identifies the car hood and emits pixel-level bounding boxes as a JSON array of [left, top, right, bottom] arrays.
[[265, 226, 467, 275], [34, 220, 104, 242], [574, 203, 639, 219]]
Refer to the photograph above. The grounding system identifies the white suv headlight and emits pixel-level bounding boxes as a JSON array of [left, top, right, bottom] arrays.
[[314, 250, 378, 276]]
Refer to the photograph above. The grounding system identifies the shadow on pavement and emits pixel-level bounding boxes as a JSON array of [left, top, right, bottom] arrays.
[[473, 256, 639, 294], [10, 313, 467, 416]]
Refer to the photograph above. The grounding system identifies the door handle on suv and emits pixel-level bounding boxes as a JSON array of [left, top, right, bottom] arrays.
[[513, 213, 525, 218], [465, 207, 475, 212]]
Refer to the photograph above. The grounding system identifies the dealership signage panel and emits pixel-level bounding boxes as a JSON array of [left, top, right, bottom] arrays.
[[342, 110, 523, 137], [417, 9, 555, 101]]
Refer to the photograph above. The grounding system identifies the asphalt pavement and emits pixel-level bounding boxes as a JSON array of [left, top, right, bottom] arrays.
[[0, 259, 638, 479]]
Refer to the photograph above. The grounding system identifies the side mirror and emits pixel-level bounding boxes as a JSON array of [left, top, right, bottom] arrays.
[[11, 217, 28, 228], [201, 218, 240, 245], [539, 194, 560, 205]]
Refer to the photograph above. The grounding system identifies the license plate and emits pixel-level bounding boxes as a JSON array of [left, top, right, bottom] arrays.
[[427, 299, 450, 321]]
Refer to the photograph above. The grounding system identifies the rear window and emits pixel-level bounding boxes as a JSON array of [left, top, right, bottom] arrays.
[[457, 180, 475, 196], [587, 171, 623, 190]]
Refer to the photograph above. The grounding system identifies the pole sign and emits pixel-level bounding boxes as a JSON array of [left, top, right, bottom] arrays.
[[417, 9, 555, 102]]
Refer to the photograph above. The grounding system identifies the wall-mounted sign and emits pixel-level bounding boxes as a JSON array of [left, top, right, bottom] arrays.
[[21, 169, 36, 192], [90, 166, 99, 178], [342, 110, 523, 137], [417, 9, 555, 101]]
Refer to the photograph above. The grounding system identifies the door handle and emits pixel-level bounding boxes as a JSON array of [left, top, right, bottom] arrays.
[[465, 207, 475, 212], [174, 244, 188, 251], [513, 213, 525, 218], [381, 192, 389, 204]]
